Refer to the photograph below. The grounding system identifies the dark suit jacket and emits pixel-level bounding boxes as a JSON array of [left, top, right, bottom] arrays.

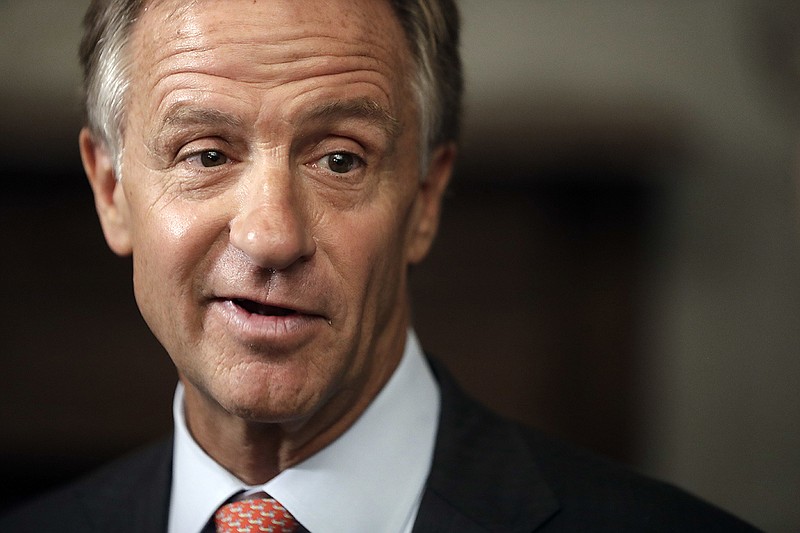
[[0, 361, 759, 532]]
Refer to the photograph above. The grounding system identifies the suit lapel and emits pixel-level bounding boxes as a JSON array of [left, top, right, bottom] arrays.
[[414, 360, 560, 533]]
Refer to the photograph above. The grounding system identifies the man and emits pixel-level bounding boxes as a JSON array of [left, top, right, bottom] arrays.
[[1, 0, 759, 531]]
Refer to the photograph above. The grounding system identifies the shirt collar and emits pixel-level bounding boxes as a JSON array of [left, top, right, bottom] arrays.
[[168, 330, 440, 533]]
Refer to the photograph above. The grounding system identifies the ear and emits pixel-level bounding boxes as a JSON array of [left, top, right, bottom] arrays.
[[79, 128, 133, 256], [406, 142, 456, 265]]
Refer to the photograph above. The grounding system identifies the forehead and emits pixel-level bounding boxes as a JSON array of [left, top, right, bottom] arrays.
[[135, 0, 405, 46], [136, 0, 404, 41], [127, 0, 414, 120]]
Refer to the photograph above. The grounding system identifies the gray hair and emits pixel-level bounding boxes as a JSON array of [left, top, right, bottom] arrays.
[[79, 0, 462, 175]]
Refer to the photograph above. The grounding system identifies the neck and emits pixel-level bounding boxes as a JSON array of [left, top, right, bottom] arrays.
[[180, 327, 407, 485]]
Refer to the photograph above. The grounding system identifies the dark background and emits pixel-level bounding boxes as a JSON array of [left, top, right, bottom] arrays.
[[2, 2, 800, 531]]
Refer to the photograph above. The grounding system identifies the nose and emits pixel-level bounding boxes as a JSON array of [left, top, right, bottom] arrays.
[[229, 170, 316, 271]]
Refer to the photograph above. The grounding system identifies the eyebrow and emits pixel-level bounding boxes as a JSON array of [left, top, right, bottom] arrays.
[[297, 98, 401, 141], [148, 106, 246, 156], [147, 97, 400, 156], [163, 107, 246, 130]]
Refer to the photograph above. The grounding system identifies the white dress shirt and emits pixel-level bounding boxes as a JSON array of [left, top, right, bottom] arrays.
[[167, 331, 440, 533]]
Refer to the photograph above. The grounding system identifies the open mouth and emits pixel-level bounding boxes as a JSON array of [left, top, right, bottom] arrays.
[[232, 298, 297, 317]]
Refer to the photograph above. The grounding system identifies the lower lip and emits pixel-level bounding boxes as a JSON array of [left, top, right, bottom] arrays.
[[208, 299, 324, 349]]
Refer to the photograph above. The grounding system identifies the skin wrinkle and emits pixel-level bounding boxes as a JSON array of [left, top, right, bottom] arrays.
[[147, 53, 393, 84], [136, 15, 406, 154], [143, 20, 398, 73], [150, 69, 397, 113], [155, 107, 247, 154], [88, 0, 451, 183], [295, 98, 400, 146], [137, 14, 401, 85], [84, 0, 454, 484], [147, 101, 402, 212], [145, 78, 399, 172]]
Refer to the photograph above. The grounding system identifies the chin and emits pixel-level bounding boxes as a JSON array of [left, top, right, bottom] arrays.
[[212, 370, 324, 425]]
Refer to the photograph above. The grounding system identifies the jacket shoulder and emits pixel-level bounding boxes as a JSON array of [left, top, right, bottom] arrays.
[[0, 438, 172, 532], [518, 427, 761, 531], [425, 357, 761, 532]]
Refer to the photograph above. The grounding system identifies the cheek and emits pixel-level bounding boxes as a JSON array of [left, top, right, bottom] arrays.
[[158, 204, 198, 242], [129, 196, 222, 314], [134, 203, 195, 268], [328, 198, 413, 311]]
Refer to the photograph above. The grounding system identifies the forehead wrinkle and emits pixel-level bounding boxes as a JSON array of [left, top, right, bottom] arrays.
[[134, 2, 406, 85], [130, 0, 417, 157], [146, 47, 399, 90]]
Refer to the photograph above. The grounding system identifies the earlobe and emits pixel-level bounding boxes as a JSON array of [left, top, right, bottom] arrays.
[[406, 142, 457, 265], [79, 128, 133, 256]]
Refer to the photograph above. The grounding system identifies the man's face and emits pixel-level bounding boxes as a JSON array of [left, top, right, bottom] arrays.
[[84, 0, 452, 431]]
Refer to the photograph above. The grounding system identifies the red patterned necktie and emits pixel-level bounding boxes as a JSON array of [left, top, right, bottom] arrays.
[[214, 496, 300, 533]]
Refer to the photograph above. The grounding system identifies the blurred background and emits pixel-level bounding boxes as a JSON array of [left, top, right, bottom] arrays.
[[2, 1, 799, 531]]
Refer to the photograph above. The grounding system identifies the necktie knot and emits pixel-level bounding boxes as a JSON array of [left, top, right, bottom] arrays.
[[214, 496, 299, 533]]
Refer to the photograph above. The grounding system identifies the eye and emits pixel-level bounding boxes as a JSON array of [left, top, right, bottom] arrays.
[[187, 150, 229, 168], [200, 150, 228, 167], [317, 152, 362, 174]]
